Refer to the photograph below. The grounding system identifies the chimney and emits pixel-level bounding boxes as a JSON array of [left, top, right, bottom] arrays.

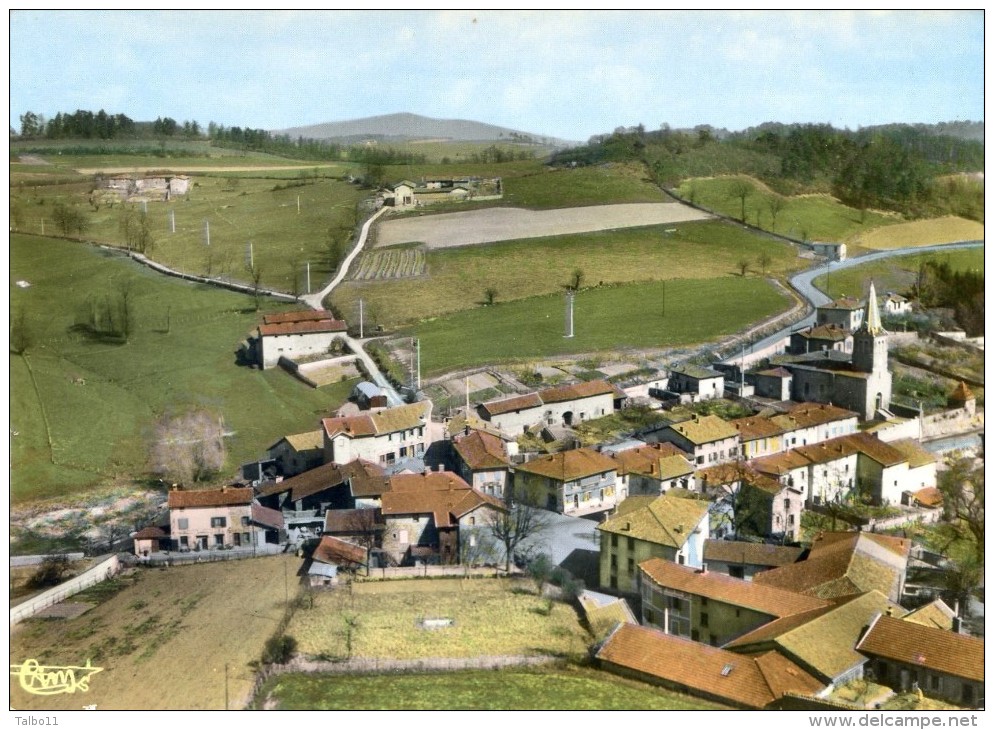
[[698, 563, 708, 574], [221, 485, 228, 493], [952, 616, 962, 634], [623, 522, 631, 532]]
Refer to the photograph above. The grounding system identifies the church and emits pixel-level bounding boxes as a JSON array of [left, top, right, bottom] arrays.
[[780, 282, 892, 421]]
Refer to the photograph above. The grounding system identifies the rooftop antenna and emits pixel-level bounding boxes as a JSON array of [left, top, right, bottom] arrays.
[[564, 290, 575, 338]]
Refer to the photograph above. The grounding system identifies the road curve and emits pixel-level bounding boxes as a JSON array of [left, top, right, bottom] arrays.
[[738, 240, 984, 359]]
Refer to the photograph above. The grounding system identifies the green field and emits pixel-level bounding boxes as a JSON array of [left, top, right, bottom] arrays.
[[10, 234, 354, 501], [291, 578, 589, 660], [675, 176, 901, 242], [403, 275, 792, 375], [812, 248, 984, 300], [258, 666, 726, 710], [333, 219, 804, 327], [11, 170, 366, 293]]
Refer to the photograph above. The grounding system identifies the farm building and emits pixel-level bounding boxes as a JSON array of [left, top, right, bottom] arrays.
[[477, 379, 621, 434], [666, 365, 725, 401], [810, 242, 847, 261], [99, 173, 190, 201], [251, 310, 348, 369], [647, 414, 741, 467], [382, 176, 501, 208], [266, 430, 324, 477]]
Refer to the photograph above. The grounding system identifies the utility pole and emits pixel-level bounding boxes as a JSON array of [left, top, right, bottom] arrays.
[[170, 209, 175, 233], [204, 219, 210, 246], [662, 280, 666, 317], [40, 219, 44, 236], [306, 261, 311, 294], [248, 241, 254, 271], [224, 663, 229, 710], [416, 338, 421, 391], [359, 299, 364, 339], [297, 195, 300, 214], [564, 290, 575, 338]]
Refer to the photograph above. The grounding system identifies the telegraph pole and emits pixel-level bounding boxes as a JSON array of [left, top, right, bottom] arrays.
[[170, 209, 175, 233], [204, 219, 210, 246], [359, 299, 364, 339], [306, 261, 311, 294], [564, 290, 575, 338]]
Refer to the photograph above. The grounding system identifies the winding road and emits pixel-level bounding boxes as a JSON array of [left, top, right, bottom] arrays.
[[735, 240, 984, 359]]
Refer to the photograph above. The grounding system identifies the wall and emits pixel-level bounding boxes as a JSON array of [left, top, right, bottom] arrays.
[[10, 555, 120, 626], [170, 504, 255, 549], [599, 531, 678, 594], [261, 331, 343, 369]]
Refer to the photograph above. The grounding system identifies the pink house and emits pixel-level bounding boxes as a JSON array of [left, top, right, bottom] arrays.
[[168, 486, 284, 551]]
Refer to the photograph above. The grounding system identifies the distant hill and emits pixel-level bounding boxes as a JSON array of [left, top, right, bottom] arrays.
[[860, 121, 984, 143], [275, 113, 573, 146]]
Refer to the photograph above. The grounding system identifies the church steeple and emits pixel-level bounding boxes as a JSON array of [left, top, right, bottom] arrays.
[[860, 280, 884, 336]]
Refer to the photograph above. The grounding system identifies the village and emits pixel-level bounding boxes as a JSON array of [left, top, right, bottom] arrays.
[[116, 282, 983, 711]]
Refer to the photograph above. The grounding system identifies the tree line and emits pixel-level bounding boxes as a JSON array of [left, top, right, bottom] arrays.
[[550, 121, 984, 220]]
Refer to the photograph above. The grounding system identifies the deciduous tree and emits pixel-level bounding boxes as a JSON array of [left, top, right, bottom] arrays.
[[150, 409, 227, 485]]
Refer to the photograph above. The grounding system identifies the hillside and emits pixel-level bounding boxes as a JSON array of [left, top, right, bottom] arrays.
[[276, 112, 571, 145]]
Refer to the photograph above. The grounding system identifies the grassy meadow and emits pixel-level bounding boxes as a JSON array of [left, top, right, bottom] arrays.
[[258, 666, 727, 710], [675, 176, 901, 241], [847, 216, 984, 250], [812, 248, 984, 301], [290, 578, 589, 660], [403, 275, 792, 375], [9, 556, 299, 710], [332, 219, 805, 327], [10, 234, 355, 502]]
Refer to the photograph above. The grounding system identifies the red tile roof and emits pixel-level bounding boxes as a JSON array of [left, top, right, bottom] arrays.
[[251, 503, 285, 530], [640, 558, 829, 618], [322, 402, 428, 439], [453, 430, 511, 470], [274, 461, 350, 502], [479, 392, 543, 417], [380, 473, 503, 528], [312, 535, 368, 567], [703, 540, 804, 568], [856, 615, 984, 682], [259, 319, 348, 337], [597, 624, 824, 709], [515, 447, 617, 482], [323, 508, 384, 534], [730, 416, 786, 441], [608, 443, 690, 477], [168, 486, 254, 509], [133, 526, 168, 540], [776, 402, 858, 428]]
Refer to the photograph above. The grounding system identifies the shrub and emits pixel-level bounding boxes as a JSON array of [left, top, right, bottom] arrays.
[[26, 555, 72, 589], [262, 635, 297, 665]]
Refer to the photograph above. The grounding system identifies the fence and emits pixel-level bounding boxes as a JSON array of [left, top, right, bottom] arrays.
[[10, 555, 120, 627]]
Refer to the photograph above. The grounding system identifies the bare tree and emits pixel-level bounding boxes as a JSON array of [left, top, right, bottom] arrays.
[[487, 487, 551, 572], [737, 259, 750, 277], [249, 264, 264, 311], [150, 409, 227, 485], [120, 207, 153, 253], [570, 268, 585, 291], [757, 251, 772, 275]]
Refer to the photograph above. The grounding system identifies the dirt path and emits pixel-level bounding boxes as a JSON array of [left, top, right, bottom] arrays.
[[375, 202, 712, 249]]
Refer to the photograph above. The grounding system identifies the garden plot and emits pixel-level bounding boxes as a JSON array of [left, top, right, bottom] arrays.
[[352, 248, 427, 280], [439, 371, 501, 397], [375, 203, 711, 250]]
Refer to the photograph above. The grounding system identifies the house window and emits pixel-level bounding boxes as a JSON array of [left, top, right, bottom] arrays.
[[214, 534, 224, 546], [241, 516, 250, 526], [469, 516, 475, 526], [233, 533, 241, 547], [627, 537, 634, 551], [696, 456, 704, 465], [179, 536, 189, 548], [729, 566, 744, 579], [243, 532, 251, 545], [701, 613, 709, 628], [177, 518, 189, 530], [610, 555, 618, 568], [627, 557, 634, 575], [611, 534, 618, 548], [784, 499, 791, 509], [211, 517, 226, 528]]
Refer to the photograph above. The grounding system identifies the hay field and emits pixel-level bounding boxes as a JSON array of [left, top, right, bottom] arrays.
[[10, 555, 299, 710], [847, 216, 984, 250], [375, 202, 711, 249], [289, 578, 589, 660]]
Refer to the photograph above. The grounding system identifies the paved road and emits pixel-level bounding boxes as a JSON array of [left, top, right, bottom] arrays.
[[733, 240, 984, 360], [298, 206, 406, 406]]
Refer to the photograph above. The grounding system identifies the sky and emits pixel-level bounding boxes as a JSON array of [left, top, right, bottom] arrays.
[[8, 10, 985, 142]]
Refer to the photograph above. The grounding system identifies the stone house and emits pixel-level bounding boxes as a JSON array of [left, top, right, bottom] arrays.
[[666, 365, 725, 401], [379, 471, 503, 566], [167, 486, 283, 551], [310, 534, 370, 585], [750, 367, 793, 401], [702, 540, 804, 582], [133, 526, 169, 557], [322, 401, 430, 466], [608, 442, 694, 498], [815, 296, 864, 330], [476, 379, 619, 434], [596, 623, 825, 709], [789, 324, 853, 355], [597, 493, 710, 594], [451, 429, 512, 499], [638, 558, 829, 647], [856, 615, 984, 707], [253, 310, 348, 369], [649, 414, 741, 467], [880, 292, 912, 316], [513, 447, 619, 517], [266, 430, 324, 477], [750, 449, 813, 504], [696, 462, 802, 542]]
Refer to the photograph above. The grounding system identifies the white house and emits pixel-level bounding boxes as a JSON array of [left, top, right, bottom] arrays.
[[255, 310, 348, 369], [477, 380, 619, 433], [322, 401, 431, 466]]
